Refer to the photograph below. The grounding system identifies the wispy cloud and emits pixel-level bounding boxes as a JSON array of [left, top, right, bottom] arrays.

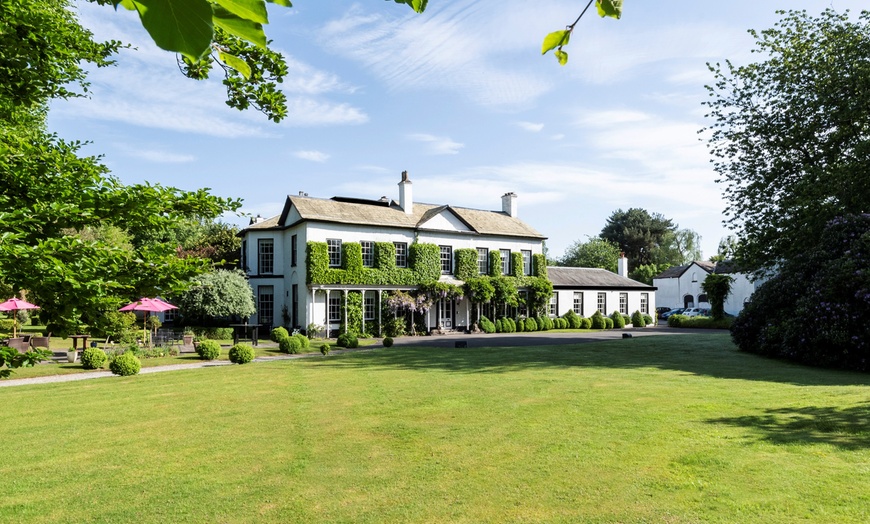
[[516, 121, 544, 132], [407, 133, 464, 155], [116, 145, 196, 163], [293, 150, 330, 162]]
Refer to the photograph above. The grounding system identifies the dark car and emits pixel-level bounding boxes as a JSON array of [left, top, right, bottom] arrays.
[[656, 307, 672, 319], [661, 308, 685, 319]]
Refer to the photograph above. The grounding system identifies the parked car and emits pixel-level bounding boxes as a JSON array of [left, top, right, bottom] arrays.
[[683, 308, 710, 317], [656, 306, 672, 319], [661, 308, 685, 319]]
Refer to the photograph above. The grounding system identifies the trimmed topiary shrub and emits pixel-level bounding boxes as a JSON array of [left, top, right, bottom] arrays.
[[336, 332, 359, 348], [271, 327, 289, 342], [610, 312, 626, 329], [668, 314, 687, 328], [478, 316, 496, 334], [280, 336, 302, 354], [294, 333, 310, 350], [525, 317, 538, 332], [580, 317, 592, 329], [383, 337, 393, 347], [196, 339, 222, 360], [643, 314, 654, 325], [109, 351, 141, 376], [320, 343, 331, 355], [590, 311, 606, 329], [229, 343, 255, 364], [81, 347, 108, 370], [604, 317, 614, 329], [494, 318, 503, 333], [563, 310, 581, 329], [631, 310, 646, 328]]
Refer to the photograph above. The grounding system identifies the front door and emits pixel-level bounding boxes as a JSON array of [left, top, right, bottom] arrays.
[[439, 299, 453, 329]]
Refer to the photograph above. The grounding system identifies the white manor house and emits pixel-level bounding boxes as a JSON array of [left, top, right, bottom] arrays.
[[239, 173, 655, 335]]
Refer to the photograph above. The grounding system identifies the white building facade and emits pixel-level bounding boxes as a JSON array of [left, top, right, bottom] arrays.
[[653, 260, 758, 316]]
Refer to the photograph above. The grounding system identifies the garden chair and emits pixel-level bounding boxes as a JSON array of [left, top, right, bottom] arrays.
[[30, 335, 51, 351], [5, 337, 29, 353]]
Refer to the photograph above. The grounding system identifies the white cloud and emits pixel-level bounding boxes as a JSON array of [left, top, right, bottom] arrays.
[[294, 150, 330, 162], [516, 121, 545, 132], [116, 146, 195, 163], [407, 133, 464, 155]]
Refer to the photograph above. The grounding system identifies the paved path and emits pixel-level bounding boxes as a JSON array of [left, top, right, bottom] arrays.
[[1, 325, 721, 388]]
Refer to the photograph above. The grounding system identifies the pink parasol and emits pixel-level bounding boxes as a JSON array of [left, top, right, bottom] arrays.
[[0, 298, 40, 338], [119, 298, 177, 343]]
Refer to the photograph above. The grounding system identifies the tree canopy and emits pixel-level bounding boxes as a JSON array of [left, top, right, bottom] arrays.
[[705, 9, 870, 274], [559, 237, 620, 272], [599, 208, 676, 267]]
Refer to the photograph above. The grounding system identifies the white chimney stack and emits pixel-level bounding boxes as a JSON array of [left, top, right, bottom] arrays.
[[501, 192, 518, 217], [398, 170, 413, 215], [618, 252, 629, 277]]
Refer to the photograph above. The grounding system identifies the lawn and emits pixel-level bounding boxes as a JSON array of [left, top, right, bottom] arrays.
[[2, 334, 869, 523]]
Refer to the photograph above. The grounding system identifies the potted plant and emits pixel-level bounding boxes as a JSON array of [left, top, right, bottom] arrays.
[[182, 328, 195, 346], [66, 347, 77, 363]]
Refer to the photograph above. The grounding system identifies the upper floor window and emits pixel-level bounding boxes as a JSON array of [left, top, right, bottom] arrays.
[[241, 240, 247, 271], [500, 249, 511, 275], [440, 245, 453, 274], [258, 239, 274, 274], [395, 242, 408, 268], [361, 241, 374, 267], [290, 234, 297, 267], [477, 248, 488, 275], [327, 239, 342, 267], [522, 250, 532, 276]]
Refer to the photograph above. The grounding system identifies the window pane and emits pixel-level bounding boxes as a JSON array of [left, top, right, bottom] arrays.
[[291, 235, 297, 267], [619, 293, 628, 315], [395, 242, 407, 267], [258, 285, 274, 326], [361, 241, 374, 267], [597, 293, 606, 313], [548, 292, 558, 316], [477, 248, 488, 274], [573, 292, 583, 315], [522, 250, 531, 276], [501, 249, 511, 275], [328, 293, 341, 321], [440, 246, 452, 274], [364, 293, 376, 320], [327, 239, 342, 267], [641, 293, 649, 314]]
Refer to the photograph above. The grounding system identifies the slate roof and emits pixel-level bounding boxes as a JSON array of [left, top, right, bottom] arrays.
[[547, 267, 656, 290], [653, 260, 716, 280], [244, 195, 546, 239]]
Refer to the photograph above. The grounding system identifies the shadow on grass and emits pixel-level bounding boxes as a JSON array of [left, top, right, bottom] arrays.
[[707, 404, 870, 450], [320, 334, 870, 387]]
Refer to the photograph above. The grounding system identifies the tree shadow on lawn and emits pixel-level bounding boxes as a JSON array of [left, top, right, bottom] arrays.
[[707, 404, 870, 450], [324, 333, 870, 387]]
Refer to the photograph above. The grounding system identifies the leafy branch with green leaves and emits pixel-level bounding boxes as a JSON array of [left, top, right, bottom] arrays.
[[542, 0, 623, 65]]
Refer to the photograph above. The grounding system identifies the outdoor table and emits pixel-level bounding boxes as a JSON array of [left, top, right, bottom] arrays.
[[229, 324, 262, 347], [69, 334, 90, 351]]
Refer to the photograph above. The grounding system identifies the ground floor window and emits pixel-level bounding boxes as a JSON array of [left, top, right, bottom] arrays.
[[364, 292, 376, 321], [640, 293, 649, 314], [328, 292, 342, 322], [597, 293, 606, 314], [619, 293, 628, 315], [548, 293, 558, 317], [258, 285, 274, 327], [518, 291, 528, 317], [573, 292, 583, 315]]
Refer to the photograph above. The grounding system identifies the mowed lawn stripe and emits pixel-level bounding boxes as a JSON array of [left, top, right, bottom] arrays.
[[2, 334, 869, 523]]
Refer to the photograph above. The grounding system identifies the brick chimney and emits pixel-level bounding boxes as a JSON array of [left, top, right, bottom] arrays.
[[501, 192, 518, 217], [398, 170, 413, 215]]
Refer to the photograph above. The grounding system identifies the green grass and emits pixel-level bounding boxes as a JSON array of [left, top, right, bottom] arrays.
[[2, 334, 869, 523]]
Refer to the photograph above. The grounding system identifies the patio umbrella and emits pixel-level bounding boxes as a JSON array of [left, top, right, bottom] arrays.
[[119, 298, 178, 344], [0, 298, 40, 338]]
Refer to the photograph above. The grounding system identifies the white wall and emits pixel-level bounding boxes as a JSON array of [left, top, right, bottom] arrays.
[[553, 289, 655, 319]]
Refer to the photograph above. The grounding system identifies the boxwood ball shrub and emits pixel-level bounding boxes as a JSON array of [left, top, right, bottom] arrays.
[[610, 311, 626, 329], [293, 333, 310, 350], [668, 314, 687, 328], [229, 343, 255, 364], [383, 336, 394, 347], [604, 317, 614, 329], [525, 317, 538, 332], [336, 333, 359, 348], [581, 317, 592, 329], [320, 343, 331, 355], [81, 347, 108, 370], [196, 339, 222, 360], [590, 312, 606, 330], [631, 310, 646, 327], [109, 351, 141, 376], [643, 314, 654, 325], [270, 327, 289, 342], [280, 336, 302, 354]]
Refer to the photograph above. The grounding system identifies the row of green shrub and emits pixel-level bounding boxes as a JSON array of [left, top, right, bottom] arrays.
[[667, 314, 733, 329], [269, 327, 311, 354], [479, 310, 653, 333]]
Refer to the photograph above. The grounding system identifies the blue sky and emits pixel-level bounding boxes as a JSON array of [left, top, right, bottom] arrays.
[[48, 1, 865, 261]]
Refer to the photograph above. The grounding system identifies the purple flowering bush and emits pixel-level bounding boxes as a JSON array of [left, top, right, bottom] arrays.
[[731, 214, 870, 370]]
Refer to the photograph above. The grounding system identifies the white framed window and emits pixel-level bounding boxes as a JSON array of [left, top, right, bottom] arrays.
[[522, 250, 532, 276], [364, 293, 376, 321], [258, 285, 274, 326], [573, 292, 583, 315], [361, 241, 374, 267], [641, 293, 649, 314], [619, 293, 628, 315], [548, 293, 558, 317], [258, 239, 274, 274], [597, 293, 606, 314], [500, 249, 511, 275], [395, 242, 407, 268], [477, 248, 488, 275], [327, 239, 342, 267], [440, 245, 453, 274], [328, 292, 341, 322]]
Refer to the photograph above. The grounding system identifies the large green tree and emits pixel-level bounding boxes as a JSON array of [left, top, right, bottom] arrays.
[[559, 237, 620, 272], [600, 208, 676, 267], [705, 9, 870, 274]]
